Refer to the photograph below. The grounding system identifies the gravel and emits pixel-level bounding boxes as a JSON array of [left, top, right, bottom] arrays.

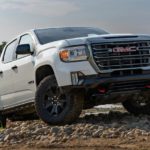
[[0, 105, 150, 147]]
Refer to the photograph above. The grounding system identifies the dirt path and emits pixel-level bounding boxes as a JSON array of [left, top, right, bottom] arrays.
[[0, 105, 150, 150], [1, 138, 150, 150]]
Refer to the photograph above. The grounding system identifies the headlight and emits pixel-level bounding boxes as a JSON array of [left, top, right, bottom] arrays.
[[59, 45, 88, 62]]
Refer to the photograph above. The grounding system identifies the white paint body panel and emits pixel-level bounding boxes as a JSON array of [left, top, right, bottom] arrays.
[[0, 29, 149, 111]]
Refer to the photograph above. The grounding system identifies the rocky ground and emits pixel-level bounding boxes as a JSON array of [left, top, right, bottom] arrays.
[[1, 105, 150, 150]]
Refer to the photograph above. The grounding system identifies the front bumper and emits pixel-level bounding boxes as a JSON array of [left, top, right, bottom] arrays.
[[83, 74, 150, 86], [76, 74, 150, 94]]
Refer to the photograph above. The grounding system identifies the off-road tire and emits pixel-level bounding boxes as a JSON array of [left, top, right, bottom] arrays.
[[122, 93, 150, 115], [35, 75, 84, 125], [0, 115, 6, 128], [9, 113, 39, 121]]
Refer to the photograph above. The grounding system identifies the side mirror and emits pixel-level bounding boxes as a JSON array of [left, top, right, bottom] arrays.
[[16, 44, 33, 55]]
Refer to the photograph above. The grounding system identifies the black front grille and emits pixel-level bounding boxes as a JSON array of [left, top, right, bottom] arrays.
[[91, 41, 150, 71], [111, 69, 143, 77], [109, 80, 149, 93]]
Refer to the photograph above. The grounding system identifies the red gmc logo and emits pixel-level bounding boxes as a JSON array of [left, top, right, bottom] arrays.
[[112, 47, 137, 52]]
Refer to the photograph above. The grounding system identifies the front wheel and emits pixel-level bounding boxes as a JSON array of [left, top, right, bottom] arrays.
[[35, 75, 84, 125], [122, 92, 150, 115]]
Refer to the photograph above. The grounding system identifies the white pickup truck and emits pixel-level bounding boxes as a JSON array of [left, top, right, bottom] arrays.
[[1, 27, 150, 127]]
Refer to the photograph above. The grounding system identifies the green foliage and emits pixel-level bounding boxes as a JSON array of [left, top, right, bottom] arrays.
[[0, 41, 7, 54]]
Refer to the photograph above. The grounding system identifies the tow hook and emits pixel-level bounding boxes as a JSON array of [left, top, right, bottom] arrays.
[[98, 86, 107, 94], [145, 85, 150, 89]]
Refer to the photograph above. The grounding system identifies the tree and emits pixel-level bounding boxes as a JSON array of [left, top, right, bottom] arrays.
[[0, 41, 7, 54]]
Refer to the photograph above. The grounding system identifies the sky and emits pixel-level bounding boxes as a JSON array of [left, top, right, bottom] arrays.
[[0, 0, 150, 43]]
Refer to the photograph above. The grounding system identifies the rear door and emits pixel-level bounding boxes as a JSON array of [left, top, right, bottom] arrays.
[[0, 39, 18, 108]]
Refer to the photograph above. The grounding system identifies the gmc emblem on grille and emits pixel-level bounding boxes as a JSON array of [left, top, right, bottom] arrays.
[[112, 47, 137, 53]]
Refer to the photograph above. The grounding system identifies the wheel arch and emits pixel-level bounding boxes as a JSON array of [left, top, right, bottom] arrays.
[[35, 65, 55, 86]]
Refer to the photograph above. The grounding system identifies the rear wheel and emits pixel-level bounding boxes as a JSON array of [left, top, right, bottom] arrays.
[[0, 115, 6, 128], [35, 75, 84, 125], [122, 92, 150, 115], [9, 113, 38, 121]]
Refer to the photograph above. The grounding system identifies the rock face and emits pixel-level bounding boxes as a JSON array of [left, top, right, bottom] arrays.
[[0, 107, 150, 147]]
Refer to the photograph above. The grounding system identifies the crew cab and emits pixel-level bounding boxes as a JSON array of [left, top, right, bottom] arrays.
[[0, 27, 150, 127]]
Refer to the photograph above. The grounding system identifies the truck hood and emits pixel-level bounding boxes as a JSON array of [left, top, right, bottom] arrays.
[[65, 33, 150, 46], [37, 33, 150, 53]]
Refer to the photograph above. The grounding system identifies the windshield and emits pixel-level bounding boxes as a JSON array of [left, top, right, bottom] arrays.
[[34, 27, 108, 44]]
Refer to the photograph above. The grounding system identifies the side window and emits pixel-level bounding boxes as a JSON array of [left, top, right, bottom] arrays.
[[3, 40, 17, 63], [17, 34, 33, 59]]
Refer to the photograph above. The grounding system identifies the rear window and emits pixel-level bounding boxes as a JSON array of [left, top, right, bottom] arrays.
[[34, 27, 108, 44]]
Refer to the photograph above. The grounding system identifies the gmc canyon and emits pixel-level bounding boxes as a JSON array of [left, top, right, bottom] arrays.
[[0, 27, 150, 127]]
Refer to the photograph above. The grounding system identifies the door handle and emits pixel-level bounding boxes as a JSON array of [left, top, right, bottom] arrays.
[[11, 65, 18, 70]]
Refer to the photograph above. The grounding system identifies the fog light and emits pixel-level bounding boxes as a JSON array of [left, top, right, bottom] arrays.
[[71, 72, 84, 85], [71, 72, 78, 85]]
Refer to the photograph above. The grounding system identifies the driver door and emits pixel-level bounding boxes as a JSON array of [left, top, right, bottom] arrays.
[[10, 34, 36, 105]]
